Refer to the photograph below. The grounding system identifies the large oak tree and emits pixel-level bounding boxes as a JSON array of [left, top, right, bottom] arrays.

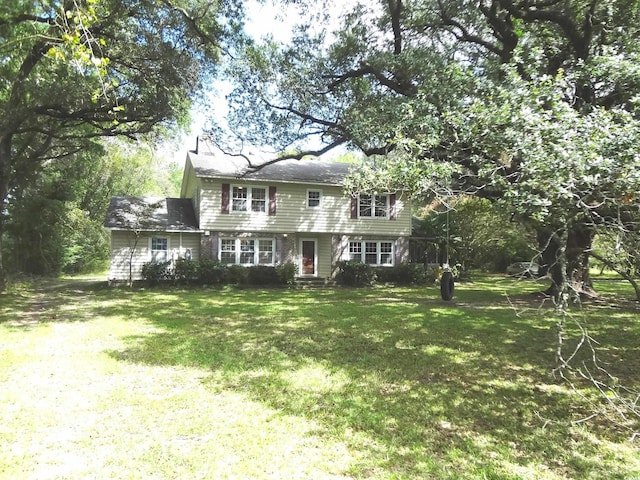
[[0, 0, 242, 288], [216, 0, 640, 302]]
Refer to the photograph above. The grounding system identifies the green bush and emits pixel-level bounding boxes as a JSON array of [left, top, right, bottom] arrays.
[[277, 262, 297, 286], [226, 264, 248, 285], [197, 259, 227, 285], [374, 263, 438, 285], [141, 261, 171, 285], [246, 265, 279, 285], [335, 261, 374, 287], [174, 258, 199, 284]]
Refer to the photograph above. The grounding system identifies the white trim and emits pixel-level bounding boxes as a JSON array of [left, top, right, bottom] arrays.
[[218, 237, 276, 265], [358, 194, 390, 219], [306, 188, 323, 209], [198, 175, 343, 187], [348, 239, 394, 266], [149, 236, 170, 263], [231, 185, 267, 214]]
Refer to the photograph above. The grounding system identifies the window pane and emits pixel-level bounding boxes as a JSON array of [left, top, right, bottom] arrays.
[[307, 190, 321, 208], [251, 188, 266, 212], [258, 240, 273, 264], [220, 252, 235, 264], [232, 187, 247, 211], [365, 242, 377, 264], [375, 195, 388, 217], [152, 251, 168, 262], [220, 239, 236, 264], [259, 251, 273, 264], [240, 239, 255, 264], [359, 195, 372, 217], [380, 242, 393, 265], [151, 238, 168, 262], [349, 241, 362, 262], [151, 238, 167, 251]]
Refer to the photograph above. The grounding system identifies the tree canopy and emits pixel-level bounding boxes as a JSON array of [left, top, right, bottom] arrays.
[[216, 0, 640, 301], [0, 0, 242, 288], [3, 138, 182, 275]]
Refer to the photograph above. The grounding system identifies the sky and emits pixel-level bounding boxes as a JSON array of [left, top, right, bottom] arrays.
[[161, 0, 358, 165], [160, 1, 300, 164]]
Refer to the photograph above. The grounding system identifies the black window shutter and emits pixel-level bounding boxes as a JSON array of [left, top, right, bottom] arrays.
[[350, 195, 358, 219]]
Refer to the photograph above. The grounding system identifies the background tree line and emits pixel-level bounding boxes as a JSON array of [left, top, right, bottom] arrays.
[[0, 0, 241, 288], [2, 139, 182, 276]]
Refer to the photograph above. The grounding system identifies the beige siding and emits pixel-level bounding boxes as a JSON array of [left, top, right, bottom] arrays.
[[198, 180, 412, 236], [108, 231, 201, 281], [180, 159, 201, 223], [288, 234, 333, 278]]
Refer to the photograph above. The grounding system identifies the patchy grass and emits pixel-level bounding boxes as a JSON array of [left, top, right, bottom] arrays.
[[0, 274, 638, 479]]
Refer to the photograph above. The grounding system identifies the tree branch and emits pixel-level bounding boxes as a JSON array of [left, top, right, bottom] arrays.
[[0, 14, 53, 26], [500, 0, 589, 59], [434, 0, 504, 58], [324, 62, 417, 96], [387, 0, 403, 55], [588, 250, 640, 301]]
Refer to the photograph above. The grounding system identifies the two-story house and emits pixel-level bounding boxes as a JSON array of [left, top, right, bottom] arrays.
[[104, 149, 412, 282]]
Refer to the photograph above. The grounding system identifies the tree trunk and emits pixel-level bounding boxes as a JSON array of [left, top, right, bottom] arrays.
[[0, 134, 12, 291], [566, 221, 596, 296], [538, 227, 566, 301], [537, 219, 596, 302]]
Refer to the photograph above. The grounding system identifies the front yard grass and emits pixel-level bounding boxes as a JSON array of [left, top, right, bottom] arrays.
[[1, 275, 638, 479]]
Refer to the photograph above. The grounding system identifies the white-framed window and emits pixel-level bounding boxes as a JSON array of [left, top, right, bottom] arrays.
[[220, 239, 236, 264], [258, 239, 274, 264], [349, 241, 362, 261], [232, 186, 247, 211], [348, 240, 394, 266], [359, 194, 389, 218], [232, 186, 266, 213], [251, 188, 266, 212], [307, 189, 322, 208], [219, 238, 275, 265], [239, 239, 255, 264], [150, 237, 169, 262]]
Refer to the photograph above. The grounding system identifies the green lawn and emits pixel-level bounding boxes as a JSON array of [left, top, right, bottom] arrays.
[[1, 275, 638, 479]]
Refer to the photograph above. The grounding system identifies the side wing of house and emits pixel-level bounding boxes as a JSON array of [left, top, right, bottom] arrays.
[[108, 230, 202, 282], [104, 196, 201, 282]]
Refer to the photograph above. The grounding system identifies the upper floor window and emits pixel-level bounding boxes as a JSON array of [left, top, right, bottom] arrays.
[[232, 186, 266, 213], [150, 237, 168, 262], [359, 194, 389, 218], [307, 190, 322, 208]]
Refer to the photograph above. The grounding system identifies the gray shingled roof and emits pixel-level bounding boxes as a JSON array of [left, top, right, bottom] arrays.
[[104, 196, 199, 231], [188, 151, 352, 185]]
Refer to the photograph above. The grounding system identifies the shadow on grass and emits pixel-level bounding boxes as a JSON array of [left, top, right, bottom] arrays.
[[95, 283, 638, 478], [0, 276, 112, 327], [4, 276, 637, 477]]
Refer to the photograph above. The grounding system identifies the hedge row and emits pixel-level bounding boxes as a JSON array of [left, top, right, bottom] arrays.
[[142, 259, 444, 288], [335, 261, 440, 287], [141, 259, 296, 286]]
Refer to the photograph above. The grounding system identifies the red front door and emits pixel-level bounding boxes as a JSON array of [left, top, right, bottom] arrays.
[[301, 240, 316, 275]]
